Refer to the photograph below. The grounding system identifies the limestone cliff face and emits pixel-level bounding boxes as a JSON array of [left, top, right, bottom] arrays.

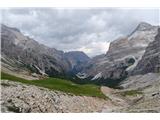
[[132, 28, 160, 74], [80, 22, 159, 83]]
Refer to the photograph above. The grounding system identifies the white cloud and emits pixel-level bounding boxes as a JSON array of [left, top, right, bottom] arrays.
[[1, 8, 159, 57]]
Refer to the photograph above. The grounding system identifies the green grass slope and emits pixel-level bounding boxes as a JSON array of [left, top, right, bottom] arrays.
[[1, 72, 106, 99]]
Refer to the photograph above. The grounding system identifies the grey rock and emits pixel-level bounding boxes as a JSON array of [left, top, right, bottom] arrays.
[[132, 28, 160, 74], [64, 51, 90, 74], [119, 73, 160, 112], [80, 22, 159, 83]]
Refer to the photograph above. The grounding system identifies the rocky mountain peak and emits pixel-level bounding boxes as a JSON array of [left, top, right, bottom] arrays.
[[135, 22, 153, 31], [127, 22, 154, 38], [1, 24, 21, 33], [64, 51, 90, 73], [64, 51, 90, 62]]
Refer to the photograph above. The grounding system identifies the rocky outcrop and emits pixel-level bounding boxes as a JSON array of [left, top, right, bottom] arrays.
[[79, 22, 159, 85], [120, 73, 160, 90], [118, 73, 160, 112], [132, 28, 160, 74], [1, 80, 106, 113]]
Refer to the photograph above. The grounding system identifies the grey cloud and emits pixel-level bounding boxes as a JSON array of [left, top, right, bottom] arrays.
[[1, 8, 159, 57]]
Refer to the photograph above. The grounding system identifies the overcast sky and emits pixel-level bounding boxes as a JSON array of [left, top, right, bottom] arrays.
[[1, 8, 159, 57]]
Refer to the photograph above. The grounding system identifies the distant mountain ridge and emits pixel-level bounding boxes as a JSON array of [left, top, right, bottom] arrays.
[[64, 51, 90, 74], [64, 51, 90, 69], [1, 24, 90, 77]]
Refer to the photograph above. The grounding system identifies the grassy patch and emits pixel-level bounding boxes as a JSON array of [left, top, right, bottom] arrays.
[[120, 90, 142, 96], [1, 72, 106, 99]]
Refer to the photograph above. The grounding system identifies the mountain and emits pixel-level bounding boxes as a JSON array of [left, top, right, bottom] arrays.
[[120, 27, 160, 90], [78, 22, 159, 86], [118, 29, 160, 112], [1, 24, 90, 78], [1, 22, 159, 85], [132, 28, 160, 74], [64, 51, 90, 74], [64, 51, 90, 67]]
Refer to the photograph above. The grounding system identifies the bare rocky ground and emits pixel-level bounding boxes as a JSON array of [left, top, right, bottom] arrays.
[[1, 63, 41, 80], [101, 73, 160, 112], [0, 80, 108, 113], [1, 73, 160, 113], [118, 73, 160, 112]]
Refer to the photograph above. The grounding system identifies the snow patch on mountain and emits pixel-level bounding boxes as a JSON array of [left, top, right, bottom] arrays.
[[76, 73, 88, 79], [91, 72, 102, 81]]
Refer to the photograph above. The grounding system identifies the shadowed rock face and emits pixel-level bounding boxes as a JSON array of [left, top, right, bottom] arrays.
[[132, 28, 160, 74], [80, 22, 159, 83], [1, 24, 90, 77], [64, 51, 90, 74]]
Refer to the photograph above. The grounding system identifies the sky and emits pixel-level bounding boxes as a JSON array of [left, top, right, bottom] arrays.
[[1, 8, 159, 57]]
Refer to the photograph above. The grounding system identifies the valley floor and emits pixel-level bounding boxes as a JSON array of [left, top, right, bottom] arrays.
[[1, 73, 160, 113]]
